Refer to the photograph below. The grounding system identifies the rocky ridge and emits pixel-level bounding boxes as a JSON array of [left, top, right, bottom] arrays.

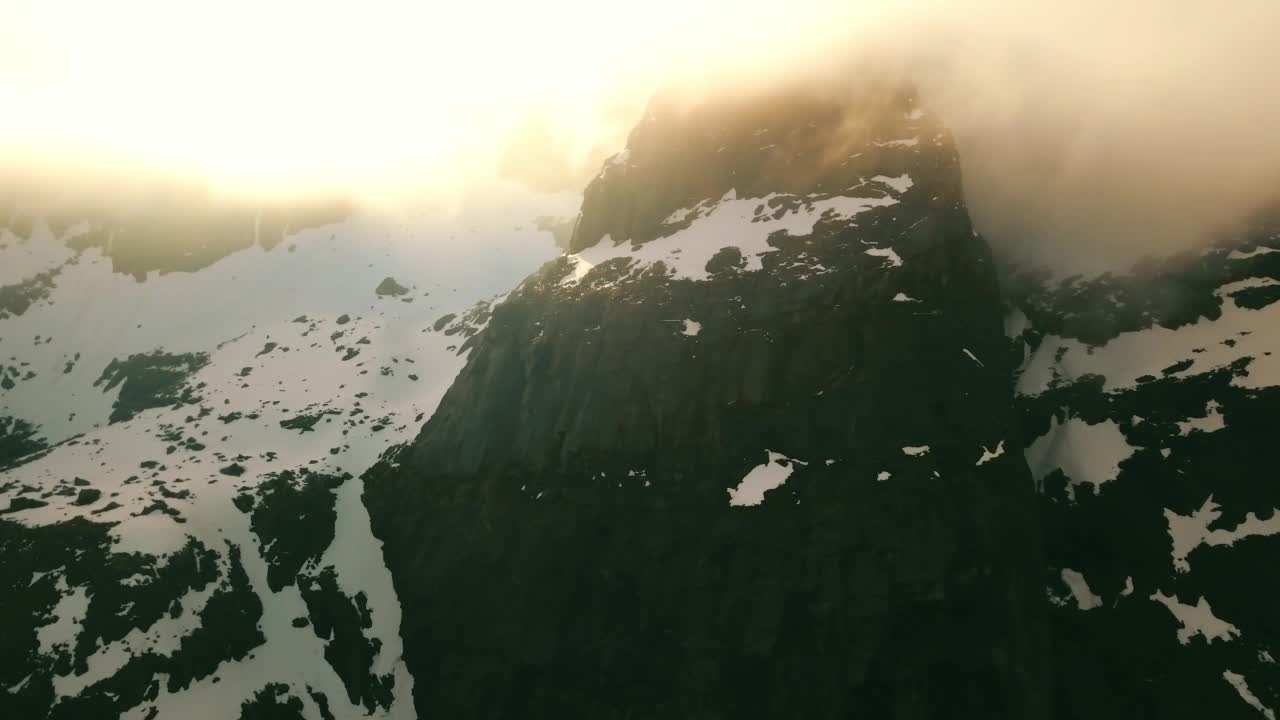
[[364, 83, 1051, 719]]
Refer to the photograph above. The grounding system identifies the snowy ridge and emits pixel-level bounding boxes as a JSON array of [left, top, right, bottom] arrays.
[[562, 177, 912, 286], [1020, 277, 1280, 395]]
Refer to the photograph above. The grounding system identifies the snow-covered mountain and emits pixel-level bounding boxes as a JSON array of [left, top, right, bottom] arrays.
[[0, 186, 579, 718], [3, 78, 1279, 719], [364, 84, 1052, 719]]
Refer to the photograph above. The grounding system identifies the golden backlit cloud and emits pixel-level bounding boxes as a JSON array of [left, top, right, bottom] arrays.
[[0, 0, 887, 199]]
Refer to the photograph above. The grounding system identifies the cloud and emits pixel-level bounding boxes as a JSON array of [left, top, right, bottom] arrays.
[[904, 0, 1280, 270]]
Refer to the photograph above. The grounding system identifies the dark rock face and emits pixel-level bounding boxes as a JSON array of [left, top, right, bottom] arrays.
[[94, 350, 211, 423], [375, 276, 410, 297], [1, 361, 39, 394], [71, 488, 101, 506], [279, 410, 340, 433], [237, 683, 307, 719], [0, 415, 47, 470], [0, 264, 65, 319], [297, 567, 396, 713], [2, 496, 49, 513], [0, 517, 260, 718], [365, 84, 1050, 719], [229, 467, 395, 714], [236, 468, 346, 592]]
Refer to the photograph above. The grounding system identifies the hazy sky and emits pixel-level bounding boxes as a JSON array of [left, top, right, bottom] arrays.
[[0, 0, 815, 196], [3, 1, 1278, 269]]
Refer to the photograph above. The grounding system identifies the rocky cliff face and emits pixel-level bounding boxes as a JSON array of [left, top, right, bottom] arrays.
[[364, 84, 1051, 719], [1010, 206, 1280, 720]]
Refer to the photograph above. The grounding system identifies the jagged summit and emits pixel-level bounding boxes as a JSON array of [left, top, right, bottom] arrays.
[[570, 83, 939, 254], [364, 81, 1050, 718]]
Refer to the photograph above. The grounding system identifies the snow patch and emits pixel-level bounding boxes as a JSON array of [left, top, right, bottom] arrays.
[[1019, 278, 1280, 395], [873, 137, 919, 148], [871, 174, 914, 194], [728, 451, 804, 507], [1150, 591, 1240, 645], [1060, 568, 1103, 610], [1025, 416, 1133, 498], [977, 441, 1005, 465], [663, 205, 699, 224], [1223, 671, 1277, 720], [1177, 400, 1227, 436], [564, 189, 899, 285], [1228, 246, 1280, 260], [37, 577, 90, 654], [1121, 577, 1135, 597], [1166, 496, 1280, 573], [865, 247, 903, 268], [1, 184, 576, 442]]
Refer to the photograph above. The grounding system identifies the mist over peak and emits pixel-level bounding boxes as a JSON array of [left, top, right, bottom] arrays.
[[4, 0, 1279, 272]]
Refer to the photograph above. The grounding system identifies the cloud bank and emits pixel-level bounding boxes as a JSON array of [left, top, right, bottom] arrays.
[[2, 1, 1278, 270]]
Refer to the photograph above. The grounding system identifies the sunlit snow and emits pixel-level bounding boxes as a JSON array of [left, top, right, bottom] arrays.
[[728, 451, 804, 507], [564, 185, 907, 285], [1025, 416, 1133, 498], [1150, 591, 1240, 645]]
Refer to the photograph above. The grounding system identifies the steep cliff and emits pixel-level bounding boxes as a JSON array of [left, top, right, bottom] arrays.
[[364, 83, 1051, 719]]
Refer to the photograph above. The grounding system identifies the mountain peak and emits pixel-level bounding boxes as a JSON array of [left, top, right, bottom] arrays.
[[570, 81, 939, 254]]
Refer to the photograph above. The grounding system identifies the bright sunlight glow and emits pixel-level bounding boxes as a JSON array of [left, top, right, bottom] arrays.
[[0, 0, 896, 199]]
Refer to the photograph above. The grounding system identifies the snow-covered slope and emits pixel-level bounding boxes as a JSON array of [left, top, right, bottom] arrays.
[[0, 186, 578, 718]]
